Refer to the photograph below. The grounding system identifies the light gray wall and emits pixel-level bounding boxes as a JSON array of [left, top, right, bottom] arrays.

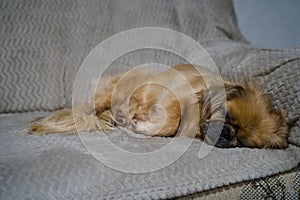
[[233, 0, 300, 48]]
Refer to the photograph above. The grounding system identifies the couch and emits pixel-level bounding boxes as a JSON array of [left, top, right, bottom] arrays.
[[1, 0, 299, 199]]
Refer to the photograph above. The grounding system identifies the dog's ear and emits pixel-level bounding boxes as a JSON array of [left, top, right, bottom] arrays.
[[195, 89, 208, 103], [195, 88, 212, 123], [224, 83, 245, 100]]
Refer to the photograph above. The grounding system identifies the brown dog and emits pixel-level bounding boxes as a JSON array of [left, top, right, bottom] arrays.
[[29, 64, 288, 148]]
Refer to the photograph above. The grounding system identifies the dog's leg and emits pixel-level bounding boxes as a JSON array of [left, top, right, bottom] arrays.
[[28, 73, 124, 134]]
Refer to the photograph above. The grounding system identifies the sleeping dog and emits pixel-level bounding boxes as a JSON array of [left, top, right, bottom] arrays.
[[29, 64, 288, 148]]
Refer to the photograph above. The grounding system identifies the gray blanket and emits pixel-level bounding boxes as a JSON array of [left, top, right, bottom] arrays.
[[0, 112, 299, 199]]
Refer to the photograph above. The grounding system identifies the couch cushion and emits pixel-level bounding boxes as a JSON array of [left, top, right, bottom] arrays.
[[0, 0, 245, 113]]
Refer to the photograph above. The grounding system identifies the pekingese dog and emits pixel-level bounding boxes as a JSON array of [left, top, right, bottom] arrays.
[[29, 64, 288, 149]]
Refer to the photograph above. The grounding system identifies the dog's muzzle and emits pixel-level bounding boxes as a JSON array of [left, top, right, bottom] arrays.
[[200, 121, 238, 148]]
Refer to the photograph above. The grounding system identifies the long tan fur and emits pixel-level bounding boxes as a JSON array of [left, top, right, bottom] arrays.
[[28, 64, 289, 149], [28, 109, 114, 134]]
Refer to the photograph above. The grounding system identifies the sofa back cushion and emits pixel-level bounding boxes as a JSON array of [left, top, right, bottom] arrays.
[[0, 0, 245, 113]]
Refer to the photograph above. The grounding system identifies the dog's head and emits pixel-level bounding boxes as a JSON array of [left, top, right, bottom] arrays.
[[198, 81, 288, 149]]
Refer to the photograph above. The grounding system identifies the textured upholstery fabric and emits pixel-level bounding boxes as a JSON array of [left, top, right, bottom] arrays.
[[0, 0, 245, 113]]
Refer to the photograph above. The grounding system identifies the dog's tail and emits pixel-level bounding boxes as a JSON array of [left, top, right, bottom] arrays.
[[28, 108, 115, 134]]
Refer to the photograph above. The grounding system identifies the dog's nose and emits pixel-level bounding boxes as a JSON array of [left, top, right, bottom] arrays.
[[114, 109, 128, 125], [220, 124, 235, 140], [200, 121, 236, 148]]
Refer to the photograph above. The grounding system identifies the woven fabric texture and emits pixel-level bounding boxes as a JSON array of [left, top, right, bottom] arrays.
[[241, 169, 300, 199], [0, 112, 299, 199], [0, 0, 244, 113]]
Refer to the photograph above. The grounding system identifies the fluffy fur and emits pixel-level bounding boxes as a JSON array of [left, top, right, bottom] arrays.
[[28, 64, 288, 148]]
